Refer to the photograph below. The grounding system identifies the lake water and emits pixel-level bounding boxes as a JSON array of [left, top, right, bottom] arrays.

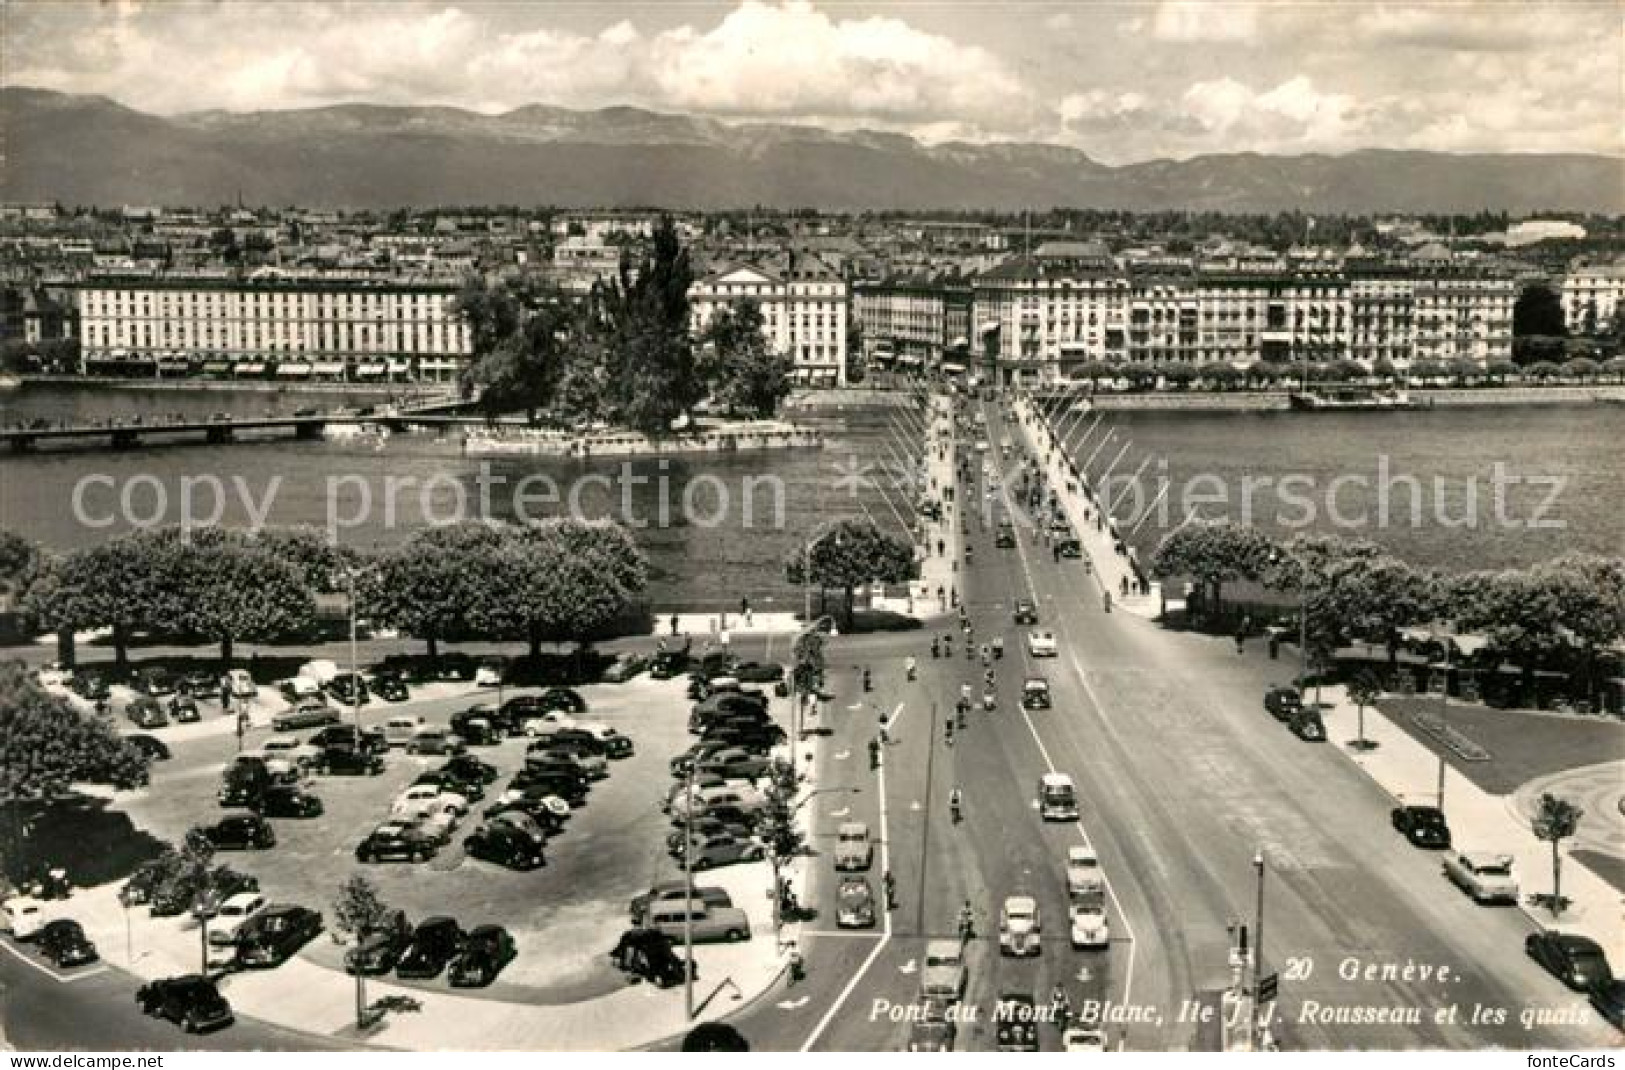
[[2, 385, 1620, 611]]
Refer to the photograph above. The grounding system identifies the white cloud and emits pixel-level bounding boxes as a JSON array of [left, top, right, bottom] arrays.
[[1150, 1, 1259, 42]]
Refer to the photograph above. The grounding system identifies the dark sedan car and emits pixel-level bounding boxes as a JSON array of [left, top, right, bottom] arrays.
[[1012, 599, 1039, 625], [1391, 805, 1453, 849], [1263, 686, 1303, 722], [371, 672, 410, 703], [236, 904, 322, 968], [139, 668, 176, 697], [355, 821, 438, 864], [611, 927, 692, 988], [732, 661, 784, 683], [72, 671, 111, 701], [537, 687, 588, 713], [176, 669, 219, 697], [196, 813, 276, 850], [136, 975, 234, 1033], [1590, 978, 1625, 1032], [272, 699, 342, 732], [253, 785, 324, 819], [396, 916, 465, 979], [326, 673, 371, 707], [168, 694, 201, 723], [309, 725, 387, 756], [441, 754, 500, 786], [125, 734, 171, 761], [448, 925, 517, 987], [37, 919, 98, 968], [465, 823, 546, 871], [126, 698, 170, 730], [1287, 708, 1326, 741], [316, 746, 385, 777], [1526, 931, 1614, 991], [414, 769, 486, 803]]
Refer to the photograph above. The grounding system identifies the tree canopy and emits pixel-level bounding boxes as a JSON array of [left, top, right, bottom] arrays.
[[784, 517, 917, 626], [0, 662, 149, 800]]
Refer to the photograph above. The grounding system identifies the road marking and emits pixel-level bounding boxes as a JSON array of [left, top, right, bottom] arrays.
[[799, 683, 902, 1051], [899, 958, 918, 974], [778, 996, 812, 1010], [996, 406, 1140, 1010], [0, 938, 108, 984]]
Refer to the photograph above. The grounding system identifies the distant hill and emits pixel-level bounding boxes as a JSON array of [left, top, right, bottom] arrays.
[[3, 87, 1618, 213]]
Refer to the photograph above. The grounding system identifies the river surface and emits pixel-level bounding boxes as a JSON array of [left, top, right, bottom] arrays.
[[2, 385, 1621, 609]]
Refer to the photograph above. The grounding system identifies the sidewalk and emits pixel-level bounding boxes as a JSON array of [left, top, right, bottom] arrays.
[[1314, 684, 1624, 961], [1010, 396, 1164, 620], [873, 392, 959, 622]]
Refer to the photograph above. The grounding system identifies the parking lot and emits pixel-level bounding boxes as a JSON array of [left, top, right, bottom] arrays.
[[110, 671, 760, 1001]]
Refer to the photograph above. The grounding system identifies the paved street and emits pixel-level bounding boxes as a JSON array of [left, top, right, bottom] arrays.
[[725, 396, 1617, 1051]]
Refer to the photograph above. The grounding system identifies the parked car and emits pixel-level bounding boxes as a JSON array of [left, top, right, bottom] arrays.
[[316, 746, 385, 777], [448, 711, 501, 747], [176, 669, 218, 697], [136, 975, 234, 1033], [345, 911, 413, 975], [371, 671, 410, 703], [836, 877, 877, 929], [645, 901, 751, 944], [696, 748, 771, 781], [325, 673, 370, 708], [1264, 686, 1303, 722], [126, 734, 171, 761], [629, 883, 733, 927], [441, 754, 500, 786], [355, 820, 439, 864], [396, 916, 465, 979], [37, 919, 98, 968], [602, 653, 649, 683], [406, 727, 466, 756], [506, 769, 587, 806], [278, 676, 323, 705], [536, 686, 587, 713], [168, 694, 201, 723], [486, 809, 557, 843], [71, 671, 111, 701], [834, 822, 874, 871], [126, 698, 170, 730], [272, 699, 341, 732], [1589, 979, 1625, 1032], [253, 785, 324, 819], [138, 667, 176, 697], [732, 661, 784, 684], [486, 796, 569, 831], [674, 830, 764, 870], [414, 769, 486, 803], [382, 715, 427, 748], [1021, 677, 1052, 711], [1442, 851, 1519, 904], [1013, 599, 1038, 625], [258, 737, 321, 769], [1026, 630, 1058, 658], [448, 924, 517, 987], [1526, 931, 1614, 991], [474, 658, 507, 687], [1391, 805, 1453, 849], [920, 939, 967, 1003], [393, 783, 469, 820], [999, 896, 1043, 957], [236, 904, 322, 968], [308, 725, 386, 756], [465, 823, 546, 871], [196, 813, 276, 851], [1287, 707, 1327, 741], [610, 927, 691, 987]]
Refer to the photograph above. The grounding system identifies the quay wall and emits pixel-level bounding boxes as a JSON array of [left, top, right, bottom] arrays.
[[1081, 384, 1625, 412], [463, 424, 825, 459]]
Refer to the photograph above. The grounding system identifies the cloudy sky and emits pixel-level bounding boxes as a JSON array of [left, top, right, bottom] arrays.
[[4, 1, 1620, 162]]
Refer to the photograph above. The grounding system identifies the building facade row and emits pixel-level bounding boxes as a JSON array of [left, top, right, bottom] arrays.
[[688, 256, 849, 386]]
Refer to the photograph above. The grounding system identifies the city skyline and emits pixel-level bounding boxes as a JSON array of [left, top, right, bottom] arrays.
[[3, 1, 1621, 164]]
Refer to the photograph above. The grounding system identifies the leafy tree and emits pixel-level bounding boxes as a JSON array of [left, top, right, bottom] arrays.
[[1150, 519, 1276, 614], [1530, 793, 1583, 915], [1513, 282, 1568, 338], [604, 217, 701, 433], [1486, 359, 1519, 384], [1257, 533, 1382, 594], [474, 521, 648, 655], [333, 873, 396, 1027], [361, 524, 507, 659], [1532, 554, 1625, 706], [790, 628, 826, 696], [784, 518, 918, 628], [1565, 356, 1600, 380], [0, 662, 149, 799], [255, 526, 362, 595], [0, 531, 40, 605], [24, 531, 185, 668], [455, 275, 525, 358], [464, 290, 576, 423], [698, 301, 795, 417], [1347, 670, 1383, 750], [175, 531, 315, 664]]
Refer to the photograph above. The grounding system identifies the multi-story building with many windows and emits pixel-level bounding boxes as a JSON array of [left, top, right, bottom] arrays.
[[75, 272, 472, 381], [1411, 271, 1515, 366], [970, 257, 1129, 386], [688, 254, 848, 386], [1561, 258, 1625, 336], [852, 273, 972, 370]]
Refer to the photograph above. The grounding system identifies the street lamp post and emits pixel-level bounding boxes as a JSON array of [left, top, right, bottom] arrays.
[[1434, 621, 1452, 814], [347, 568, 362, 731], [683, 760, 697, 1021], [1251, 849, 1267, 1051]]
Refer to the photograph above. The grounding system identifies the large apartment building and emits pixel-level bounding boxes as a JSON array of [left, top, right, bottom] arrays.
[[688, 254, 848, 386], [1561, 258, 1625, 336], [852, 274, 972, 369], [75, 273, 472, 381]]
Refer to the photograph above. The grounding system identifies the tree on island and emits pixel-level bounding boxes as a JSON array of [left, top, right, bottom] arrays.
[[783, 518, 917, 629], [0, 662, 150, 800], [604, 218, 702, 434], [332, 874, 405, 1029], [698, 300, 795, 417], [1513, 282, 1568, 339], [462, 287, 577, 424], [1530, 793, 1583, 916]]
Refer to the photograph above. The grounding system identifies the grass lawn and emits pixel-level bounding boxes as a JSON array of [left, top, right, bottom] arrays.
[[1378, 696, 1625, 795], [1572, 850, 1625, 897]]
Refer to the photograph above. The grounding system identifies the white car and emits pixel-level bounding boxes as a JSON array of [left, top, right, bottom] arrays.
[[1066, 845, 1104, 899], [521, 714, 564, 736], [35, 663, 70, 688], [1, 896, 46, 941], [259, 737, 321, 769], [392, 784, 469, 819], [1027, 630, 1058, 658], [1069, 900, 1110, 949], [1063, 1027, 1108, 1052], [998, 895, 1042, 957], [206, 892, 267, 964], [474, 658, 506, 687]]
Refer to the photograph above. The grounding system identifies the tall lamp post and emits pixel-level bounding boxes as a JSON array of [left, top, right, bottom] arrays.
[[1431, 619, 1453, 815], [1270, 549, 1316, 703], [344, 567, 364, 731], [1251, 849, 1268, 1051]]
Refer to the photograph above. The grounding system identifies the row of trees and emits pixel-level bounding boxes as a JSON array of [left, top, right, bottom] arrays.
[[1151, 521, 1625, 700], [459, 218, 793, 433], [8, 520, 648, 670], [1054, 355, 1625, 392]]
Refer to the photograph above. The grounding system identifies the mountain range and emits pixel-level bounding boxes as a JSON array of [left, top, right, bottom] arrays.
[[3, 87, 1618, 214]]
